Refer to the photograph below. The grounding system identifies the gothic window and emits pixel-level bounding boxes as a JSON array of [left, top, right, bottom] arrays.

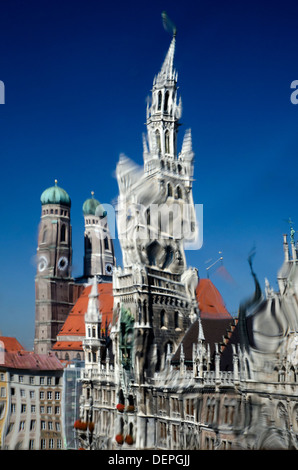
[[155, 129, 161, 152], [85, 235, 92, 251], [169, 210, 173, 236], [165, 130, 170, 154], [42, 228, 47, 244], [167, 183, 173, 197], [157, 91, 162, 110], [104, 237, 109, 250], [143, 300, 147, 324], [119, 389, 124, 405], [60, 224, 66, 242], [164, 91, 169, 112], [128, 395, 134, 407], [174, 311, 179, 329], [160, 309, 165, 328], [175, 186, 182, 199], [177, 164, 182, 174]]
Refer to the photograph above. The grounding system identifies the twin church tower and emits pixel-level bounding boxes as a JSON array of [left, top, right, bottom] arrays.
[[34, 181, 115, 354]]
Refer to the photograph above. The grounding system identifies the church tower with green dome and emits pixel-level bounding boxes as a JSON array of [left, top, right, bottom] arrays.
[[34, 180, 74, 354], [82, 191, 115, 280]]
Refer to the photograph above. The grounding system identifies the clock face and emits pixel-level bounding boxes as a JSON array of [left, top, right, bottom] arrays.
[[58, 256, 68, 271], [38, 255, 48, 272], [105, 263, 113, 275]]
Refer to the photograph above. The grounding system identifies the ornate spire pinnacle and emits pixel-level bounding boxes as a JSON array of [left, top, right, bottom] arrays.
[[156, 34, 177, 85], [85, 276, 101, 323]]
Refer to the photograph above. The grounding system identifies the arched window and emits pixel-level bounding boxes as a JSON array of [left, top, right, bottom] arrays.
[[160, 309, 165, 328], [85, 235, 92, 251], [61, 224, 66, 242], [164, 91, 169, 112], [104, 237, 109, 250], [165, 130, 170, 154], [174, 311, 179, 329], [42, 228, 47, 244], [155, 130, 161, 152], [157, 91, 162, 110], [167, 183, 173, 197], [175, 186, 182, 199]]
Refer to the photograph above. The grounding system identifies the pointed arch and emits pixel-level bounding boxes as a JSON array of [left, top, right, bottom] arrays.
[[157, 91, 162, 110], [175, 185, 182, 199], [164, 90, 169, 112], [155, 129, 161, 152], [42, 228, 47, 244], [165, 130, 170, 154], [160, 309, 165, 328]]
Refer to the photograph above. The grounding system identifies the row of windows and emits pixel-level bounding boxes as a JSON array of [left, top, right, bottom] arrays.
[[13, 375, 60, 386], [161, 159, 184, 175], [14, 420, 61, 432], [32, 438, 63, 450], [156, 90, 172, 113], [12, 388, 60, 400], [157, 396, 238, 426], [11, 403, 61, 415], [42, 208, 68, 217]]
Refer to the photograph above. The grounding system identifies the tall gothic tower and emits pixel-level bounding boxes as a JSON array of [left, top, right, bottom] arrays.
[[34, 180, 74, 354], [82, 192, 116, 281], [112, 33, 199, 387]]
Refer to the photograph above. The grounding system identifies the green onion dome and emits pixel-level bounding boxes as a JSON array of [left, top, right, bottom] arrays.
[[82, 191, 107, 218], [40, 180, 71, 207]]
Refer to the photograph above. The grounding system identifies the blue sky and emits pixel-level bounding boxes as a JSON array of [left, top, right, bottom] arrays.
[[1, 0, 298, 349]]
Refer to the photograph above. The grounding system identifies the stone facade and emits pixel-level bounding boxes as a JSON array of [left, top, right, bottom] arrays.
[[76, 34, 298, 451], [34, 185, 74, 354], [0, 344, 64, 450]]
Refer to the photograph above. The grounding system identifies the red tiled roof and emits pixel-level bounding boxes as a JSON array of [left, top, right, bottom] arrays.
[[53, 282, 113, 352], [196, 279, 231, 319], [0, 350, 64, 370], [52, 341, 83, 351], [0, 336, 25, 352]]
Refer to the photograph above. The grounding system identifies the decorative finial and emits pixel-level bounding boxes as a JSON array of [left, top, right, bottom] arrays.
[[162, 11, 177, 36], [54, 179, 58, 186], [91, 191, 94, 198]]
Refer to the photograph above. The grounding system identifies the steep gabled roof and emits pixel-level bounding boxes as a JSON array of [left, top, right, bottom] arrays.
[[52, 282, 113, 352], [0, 336, 25, 352], [172, 318, 235, 364], [196, 278, 231, 319]]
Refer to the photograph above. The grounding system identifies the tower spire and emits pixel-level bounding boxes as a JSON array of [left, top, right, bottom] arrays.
[[156, 34, 176, 85]]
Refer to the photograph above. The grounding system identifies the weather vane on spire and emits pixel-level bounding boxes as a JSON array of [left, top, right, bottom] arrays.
[[162, 11, 177, 36]]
